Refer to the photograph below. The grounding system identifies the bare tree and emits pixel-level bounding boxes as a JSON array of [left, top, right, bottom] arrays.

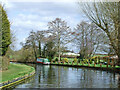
[[79, 1, 120, 65], [73, 21, 100, 59], [48, 18, 72, 62]]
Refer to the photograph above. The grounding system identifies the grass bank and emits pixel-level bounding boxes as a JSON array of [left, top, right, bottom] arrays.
[[1, 63, 35, 83], [51, 62, 120, 69]]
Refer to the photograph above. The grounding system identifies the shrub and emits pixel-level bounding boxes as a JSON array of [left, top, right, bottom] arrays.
[[83, 59, 87, 64], [97, 56, 101, 64], [64, 58, 68, 63], [91, 56, 97, 64], [89, 59, 93, 64], [86, 59, 89, 63], [55, 58, 58, 62], [94, 59, 97, 64], [73, 58, 77, 63], [91, 56, 96, 60]]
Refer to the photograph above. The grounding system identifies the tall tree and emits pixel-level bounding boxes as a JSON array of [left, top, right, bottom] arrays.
[[79, 1, 120, 65], [0, 4, 11, 56], [48, 18, 71, 62], [73, 21, 103, 59], [24, 30, 37, 60], [45, 41, 56, 61], [36, 31, 44, 57]]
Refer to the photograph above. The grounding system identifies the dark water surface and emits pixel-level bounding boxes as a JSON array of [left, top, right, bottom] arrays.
[[14, 64, 120, 88]]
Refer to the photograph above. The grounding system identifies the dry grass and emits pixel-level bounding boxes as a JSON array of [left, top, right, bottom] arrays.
[[0, 56, 10, 71]]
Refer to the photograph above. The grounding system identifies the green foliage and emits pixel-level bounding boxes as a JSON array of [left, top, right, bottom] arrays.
[[91, 56, 97, 64], [83, 59, 87, 64], [97, 57, 100, 64], [55, 58, 58, 62], [42, 45, 46, 57], [86, 59, 89, 63], [89, 59, 93, 64], [0, 5, 11, 56], [64, 58, 68, 63], [73, 57, 77, 63], [82, 59, 88, 64], [6, 47, 35, 62], [94, 59, 97, 64], [45, 41, 56, 61]]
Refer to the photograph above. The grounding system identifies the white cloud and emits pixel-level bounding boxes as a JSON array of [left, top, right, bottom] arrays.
[[0, 0, 13, 9], [6, 0, 78, 2], [5, 1, 84, 50]]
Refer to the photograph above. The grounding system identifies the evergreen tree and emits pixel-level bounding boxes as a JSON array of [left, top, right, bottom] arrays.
[[0, 4, 11, 56]]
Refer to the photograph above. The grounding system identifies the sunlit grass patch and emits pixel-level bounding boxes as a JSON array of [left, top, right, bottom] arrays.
[[1, 63, 35, 83]]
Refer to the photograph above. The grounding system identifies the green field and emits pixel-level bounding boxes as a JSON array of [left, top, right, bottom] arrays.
[[1, 63, 35, 83]]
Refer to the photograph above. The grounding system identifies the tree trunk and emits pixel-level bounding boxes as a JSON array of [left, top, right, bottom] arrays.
[[118, 1, 120, 65], [58, 30, 61, 63], [38, 41, 41, 57], [58, 53, 60, 63], [33, 42, 37, 61]]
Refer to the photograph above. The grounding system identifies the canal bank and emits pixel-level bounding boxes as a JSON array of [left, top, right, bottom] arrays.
[[50, 63, 120, 73], [0, 63, 35, 89]]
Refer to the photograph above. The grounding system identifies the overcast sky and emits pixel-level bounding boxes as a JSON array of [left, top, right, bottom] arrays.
[[1, 0, 89, 52]]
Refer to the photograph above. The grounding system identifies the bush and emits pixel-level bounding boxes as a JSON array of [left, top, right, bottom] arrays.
[[89, 59, 93, 64], [91, 56, 96, 60], [61, 59, 64, 62], [64, 58, 68, 63], [55, 58, 58, 62], [73, 58, 77, 63], [97, 56, 100, 64], [83, 59, 87, 64], [86, 59, 89, 63], [94, 59, 97, 64], [91, 56, 97, 64]]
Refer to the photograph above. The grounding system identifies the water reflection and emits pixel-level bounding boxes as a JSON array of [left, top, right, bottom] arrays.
[[15, 64, 120, 88]]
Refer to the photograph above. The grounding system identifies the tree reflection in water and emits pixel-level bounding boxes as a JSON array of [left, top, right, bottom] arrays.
[[15, 64, 120, 88]]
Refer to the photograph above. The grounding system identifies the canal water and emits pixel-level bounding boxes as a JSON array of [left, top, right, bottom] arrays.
[[14, 64, 120, 88]]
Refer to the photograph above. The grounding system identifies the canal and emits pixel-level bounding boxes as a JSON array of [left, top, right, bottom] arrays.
[[14, 64, 120, 88]]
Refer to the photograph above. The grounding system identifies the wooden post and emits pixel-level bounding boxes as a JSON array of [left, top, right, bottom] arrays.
[[94, 63, 96, 67], [63, 60, 64, 64], [112, 59, 114, 67], [107, 64, 108, 68], [108, 59, 110, 65]]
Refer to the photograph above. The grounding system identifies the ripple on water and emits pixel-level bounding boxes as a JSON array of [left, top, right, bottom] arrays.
[[14, 64, 120, 88]]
